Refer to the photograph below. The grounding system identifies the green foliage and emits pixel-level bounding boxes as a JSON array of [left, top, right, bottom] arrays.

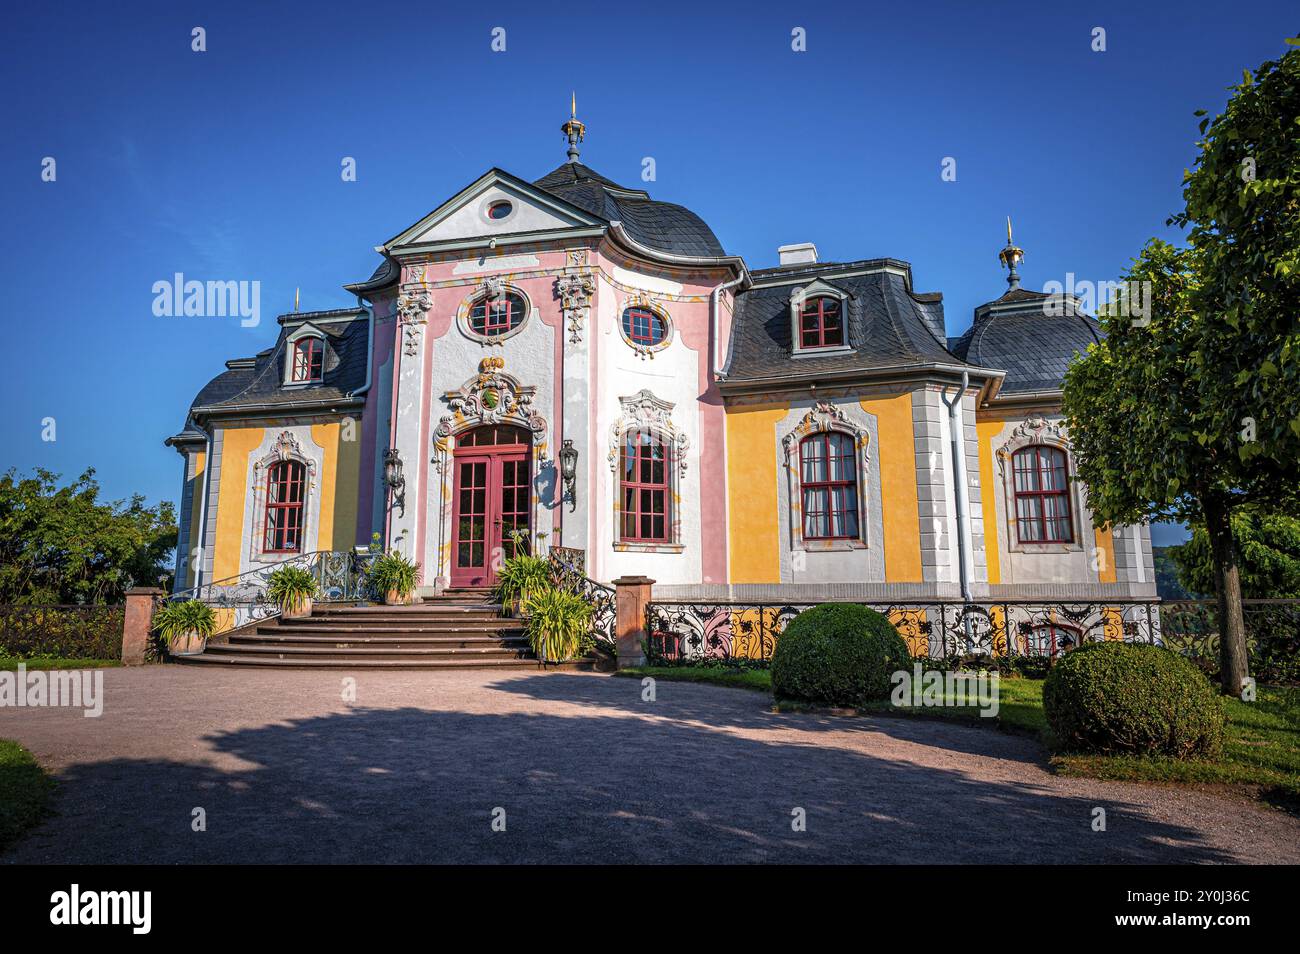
[[152, 599, 216, 642], [0, 738, 54, 854], [1043, 642, 1225, 759], [0, 605, 125, 661], [1152, 546, 1196, 599], [1171, 509, 1300, 598], [522, 585, 593, 662], [265, 565, 319, 612], [494, 554, 552, 613], [0, 468, 177, 605], [770, 603, 910, 707], [367, 551, 421, 601]]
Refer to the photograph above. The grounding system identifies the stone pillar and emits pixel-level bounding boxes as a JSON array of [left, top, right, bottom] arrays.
[[122, 588, 164, 666], [612, 576, 655, 668]]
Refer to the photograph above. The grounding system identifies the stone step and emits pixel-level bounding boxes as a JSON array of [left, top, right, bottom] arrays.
[[205, 643, 531, 659], [266, 620, 520, 635], [175, 653, 588, 670], [232, 633, 529, 647]]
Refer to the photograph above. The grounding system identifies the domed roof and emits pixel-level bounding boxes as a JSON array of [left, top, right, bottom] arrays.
[[951, 288, 1103, 395], [533, 162, 725, 258]]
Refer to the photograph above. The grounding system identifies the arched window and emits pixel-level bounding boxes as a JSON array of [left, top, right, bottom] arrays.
[[1012, 445, 1072, 543], [263, 460, 306, 553], [469, 292, 527, 337], [799, 432, 858, 539], [619, 430, 669, 542], [798, 296, 843, 349], [622, 306, 667, 347], [291, 337, 323, 383]]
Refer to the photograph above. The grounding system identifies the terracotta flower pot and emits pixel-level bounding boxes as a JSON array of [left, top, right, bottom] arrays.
[[283, 596, 313, 619], [169, 629, 207, 656], [385, 589, 410, 606]]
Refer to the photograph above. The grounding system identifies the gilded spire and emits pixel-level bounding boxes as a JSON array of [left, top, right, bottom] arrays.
[[998, 216, 1025, 290], [560, 92, 585, 163]]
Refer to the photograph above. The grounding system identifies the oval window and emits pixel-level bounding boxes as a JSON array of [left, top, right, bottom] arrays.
[[622, 306, 667, 347], [487, 200, 513, 220], [469, 292, 527, 337]]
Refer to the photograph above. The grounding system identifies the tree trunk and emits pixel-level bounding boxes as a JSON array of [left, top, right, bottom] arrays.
[[1203, 496, 1249, 696]]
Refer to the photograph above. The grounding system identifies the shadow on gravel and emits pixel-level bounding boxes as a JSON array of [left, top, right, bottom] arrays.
[[3, 694, 1237, 865]]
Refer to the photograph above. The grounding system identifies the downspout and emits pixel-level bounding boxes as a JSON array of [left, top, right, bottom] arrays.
[[711, 273, 745, 378], [350, 295, 374, 396], [710, 271, 745, 585], [191, 422, 214, 591], [941, 372, 973, 602]]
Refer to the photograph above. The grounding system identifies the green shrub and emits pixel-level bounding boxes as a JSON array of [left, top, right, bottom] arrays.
[[771, 603, 911, 707], [1043, 642, 1225, 758], [265, 565, 318, 613], [152, 599, 216, 642], [494, 554, 552, 614], [367, 551, 421, 601], [522, 585, 594, 662]]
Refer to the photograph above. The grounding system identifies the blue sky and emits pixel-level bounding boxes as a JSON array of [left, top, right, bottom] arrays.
[[2, 1, 1295, 546]]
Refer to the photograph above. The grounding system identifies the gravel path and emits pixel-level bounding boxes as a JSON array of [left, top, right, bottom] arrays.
[[2, 666, 1295, 864]]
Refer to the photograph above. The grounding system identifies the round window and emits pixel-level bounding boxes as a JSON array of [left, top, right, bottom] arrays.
[[622, 306, 667, 347], [469, 292, 527, 337], [486, 200, 513, 221]]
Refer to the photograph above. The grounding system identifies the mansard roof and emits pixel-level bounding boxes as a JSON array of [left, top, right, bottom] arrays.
[[951, 287, 1103, 396], [721, 259, 984, 388], [532, 162, 726, 258], [173, 309, 368, 439]]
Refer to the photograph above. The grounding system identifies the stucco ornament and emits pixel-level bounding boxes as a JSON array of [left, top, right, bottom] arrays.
[[396, 291, 431, 357], [781, 400, 871, 466], [433, 356, 549, 468], [996, 415, 1070, 477], [482, 276, 506, 301], [607, 389, 690, 477], [555, 272, 595, 344]]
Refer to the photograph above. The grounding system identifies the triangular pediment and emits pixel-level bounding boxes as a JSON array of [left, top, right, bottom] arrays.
[[384, 168, 607, 251]]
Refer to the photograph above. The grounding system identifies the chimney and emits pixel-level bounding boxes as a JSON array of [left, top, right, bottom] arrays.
[[778, 243, 817, 267]]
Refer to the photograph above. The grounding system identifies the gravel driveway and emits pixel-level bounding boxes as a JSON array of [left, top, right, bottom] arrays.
[[2, 666, 1295, 864]]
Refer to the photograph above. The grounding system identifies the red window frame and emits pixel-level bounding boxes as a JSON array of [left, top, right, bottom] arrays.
[[798, 296, 844, 349], [1012, 445, 1073, 544], [622, 307, 666, 347], [291, 337, 323, 382], [619, 431, 670, 543], [799, 432, 859, 540], [263, 460, 306, 553], [469, 293, 525, 337]]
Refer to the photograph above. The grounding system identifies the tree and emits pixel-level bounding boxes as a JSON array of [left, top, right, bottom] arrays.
[[1063, 39, 1300, 695], [0, 468, 177, 605], [1171, 510, 1300, 598]]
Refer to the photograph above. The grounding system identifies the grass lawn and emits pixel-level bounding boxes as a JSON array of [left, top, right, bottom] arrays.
[[619, 665, 1299, 806], [0, 658, 120, 671], [0, 739, 54, 854]]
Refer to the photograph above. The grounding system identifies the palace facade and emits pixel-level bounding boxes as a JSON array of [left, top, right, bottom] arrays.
[[167, 114, 1154, 611]]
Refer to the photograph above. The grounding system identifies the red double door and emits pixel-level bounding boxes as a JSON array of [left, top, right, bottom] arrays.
[[450, 426, 532, 587]]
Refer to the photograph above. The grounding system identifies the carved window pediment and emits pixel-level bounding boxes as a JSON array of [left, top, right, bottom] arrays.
[[433, 357, 549, 465]]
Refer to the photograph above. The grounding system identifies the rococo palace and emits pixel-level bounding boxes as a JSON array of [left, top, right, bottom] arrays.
[[167, 110, 1155, 656]]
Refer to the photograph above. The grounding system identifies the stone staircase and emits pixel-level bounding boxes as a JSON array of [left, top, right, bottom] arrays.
[[176, 588, 589, 670]]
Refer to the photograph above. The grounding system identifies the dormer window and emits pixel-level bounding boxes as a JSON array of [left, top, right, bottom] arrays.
[[291, 337, 323, 383], [799, 297, 843, 349]]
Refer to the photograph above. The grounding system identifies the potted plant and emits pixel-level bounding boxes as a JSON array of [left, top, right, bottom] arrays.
[[522, 585, 594, 663], [368, 551, 421, 605], [153, 599, 216, 656], [266, 564, 319, 619], [494, 553, 552, 616]]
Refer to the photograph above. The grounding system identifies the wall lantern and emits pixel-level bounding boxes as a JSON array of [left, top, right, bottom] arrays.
[[559, 439, 579, 512], [384, 448, 406, 514]]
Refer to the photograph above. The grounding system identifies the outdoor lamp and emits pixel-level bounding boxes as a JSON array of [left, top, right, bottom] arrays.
[[383, 448, 405, 513], [559, 439, 578, 511]]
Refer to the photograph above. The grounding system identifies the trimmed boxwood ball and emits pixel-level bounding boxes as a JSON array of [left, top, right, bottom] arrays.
[[771, 603, 911, 707], [1043, 642, 1225, 759]]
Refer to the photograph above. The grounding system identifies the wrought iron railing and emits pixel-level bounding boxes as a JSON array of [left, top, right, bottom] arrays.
[[645, 596, 1300, 676], [645, 599, 1164, 664], [548, 546, 616, 649], [169, 550, 378, 636]]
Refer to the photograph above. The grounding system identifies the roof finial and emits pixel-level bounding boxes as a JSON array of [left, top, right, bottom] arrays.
[[560, 92, 585, 163], [998, 216, 1024, 291]]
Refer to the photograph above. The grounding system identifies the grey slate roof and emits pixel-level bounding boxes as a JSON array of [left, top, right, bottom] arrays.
[[533, 162, 726, 257], [182, 310, 367, 425], [343, 256, 400, 295], [951, 288, 1103, 395], [724, 261, 977, 383]]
